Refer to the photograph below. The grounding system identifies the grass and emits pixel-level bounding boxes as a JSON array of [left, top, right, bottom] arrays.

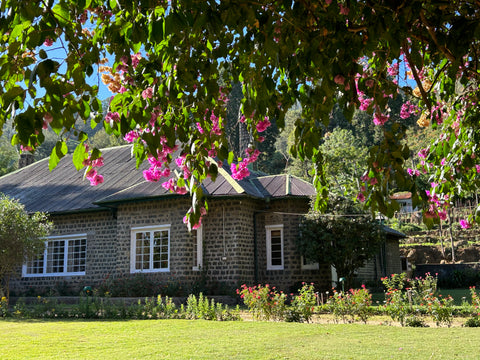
[[3, 319, 480, 359]]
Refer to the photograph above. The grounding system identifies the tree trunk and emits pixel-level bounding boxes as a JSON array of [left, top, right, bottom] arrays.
[[439, 221, 445, 258]]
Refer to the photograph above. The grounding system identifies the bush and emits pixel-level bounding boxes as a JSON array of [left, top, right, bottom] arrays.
[[237, 284, 287, 321], [464, 316, 480, 327], [289, 282, 318, 323], [405, 316, 428, 327], [327, 285, 372, 324]]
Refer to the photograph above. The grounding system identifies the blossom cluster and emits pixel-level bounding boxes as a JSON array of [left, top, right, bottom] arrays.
[[82, 146, 104, 186]]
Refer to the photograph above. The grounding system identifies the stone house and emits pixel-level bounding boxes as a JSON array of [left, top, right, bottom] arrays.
[[0, 145, 332, 296]]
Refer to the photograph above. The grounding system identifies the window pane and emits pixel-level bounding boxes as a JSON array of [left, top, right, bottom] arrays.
[[270, 229, 282, 267], [47, 240, 65, 273], [152, 230, 168, 269], [67, 238, 86, 273], [135, 232, 150, 270], [26, 254, 44, 274], [192, 230, 198, 267]]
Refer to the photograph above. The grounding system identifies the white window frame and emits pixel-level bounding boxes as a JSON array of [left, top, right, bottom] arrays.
[[301, 256, 320, 270], [130, 225, 171, 273], [22, 233, 87, 277], [192, 226, 203, 271], [266, 224, 284, 270]]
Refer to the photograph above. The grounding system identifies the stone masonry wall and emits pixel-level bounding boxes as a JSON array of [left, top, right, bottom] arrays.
[[10, 210, 117, 296], [10, 196, 333, 296], [114, 197, 261, 291], [256, 199, 331, 292]]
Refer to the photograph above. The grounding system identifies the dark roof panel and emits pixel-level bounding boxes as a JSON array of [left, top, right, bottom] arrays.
[[0, 145, 316, 213]]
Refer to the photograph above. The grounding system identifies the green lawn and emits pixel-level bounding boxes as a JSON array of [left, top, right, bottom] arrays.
[[2, 319, 480, 359]]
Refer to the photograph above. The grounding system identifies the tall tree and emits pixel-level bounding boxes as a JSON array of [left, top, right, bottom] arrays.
[[1, 1, 480, 227], [320, 128, 368, 198], [0, 138, 18, 176], [0, 195, 52, 302], [296, 196, 385, 289]]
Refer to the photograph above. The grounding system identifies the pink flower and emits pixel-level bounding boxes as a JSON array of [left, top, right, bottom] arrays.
[[387, 62, 399, 77], [373, 112, 389, 126], [418, 148, 429, 159], [357, 193, 366, 202], [438, 210, 447, 221], [231, 161, 250, 180], [334, 74, 345, 85], [339, 4, 349, 15], [142, 87, 153, 99], [86, 169, 104, 186], [460, 219, 471, 229], [131, 52, 142, 68], [43, 37, 54, 46], [407, 168, 420, 177], [124, 130, 140, 143], [476, 164, 480, 173], [105, 112, 120, 125], [256, 117, 271, 133]]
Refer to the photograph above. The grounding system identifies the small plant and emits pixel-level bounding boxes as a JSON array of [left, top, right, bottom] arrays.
[[405, 316, 428, 327], [327, 285, 372, 324], [238, 284, 287, 321], [470, 286, 480, 313], [0, 296, 8, 317], [349, 285, 372, 324], [382, 274, 411, 327], [289, 282, 317, 323], [328, 289, 350, 323], [425, 294, 454, 327], [464, 316, 480, 327]]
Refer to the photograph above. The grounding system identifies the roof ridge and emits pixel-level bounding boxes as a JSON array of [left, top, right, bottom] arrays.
[[208, 157, 245, 194]]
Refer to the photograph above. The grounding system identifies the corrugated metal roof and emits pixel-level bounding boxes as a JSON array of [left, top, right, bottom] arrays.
[[0, 145, 316, 213]]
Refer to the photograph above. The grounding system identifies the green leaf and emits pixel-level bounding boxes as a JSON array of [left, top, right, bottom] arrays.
[[49, 141, 68, 171], [73, 143, 88, 171]]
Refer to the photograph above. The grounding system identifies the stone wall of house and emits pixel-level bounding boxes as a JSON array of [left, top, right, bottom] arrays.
[[112, 197, 261, 292], [201, 198, 259, 288], [256, 199, 331, 292], [114, 198, 198, 286], [10, 210, 117, 296], [356, 238, 402, 284], [10, 196, 334, 297]]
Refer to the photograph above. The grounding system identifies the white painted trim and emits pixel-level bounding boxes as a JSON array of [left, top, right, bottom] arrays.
[[301, 256, 320, 270], [130, 224, 171, 273], [192, 226, 203, 271], [266, 224, 284, 270], [22, 234, 87, 278]]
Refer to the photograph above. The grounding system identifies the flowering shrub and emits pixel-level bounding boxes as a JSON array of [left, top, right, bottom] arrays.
[[383, 287, 411, 326], [408, 273, 438, 306], [289, 283, 318, 323], [328, 289, 350, 323], [327, 285, 372, 324], [470, 286, 480, 313], [382, 272, 454, 326], [349, 286, 372, 324], [237, 284, 287, 321], [424, 294, 454, 327]]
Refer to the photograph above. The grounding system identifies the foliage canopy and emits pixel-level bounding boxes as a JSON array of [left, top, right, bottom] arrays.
[[0, 195, 52, 301], [296, 196, 385, 287], [1, 1, 480, 226]]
